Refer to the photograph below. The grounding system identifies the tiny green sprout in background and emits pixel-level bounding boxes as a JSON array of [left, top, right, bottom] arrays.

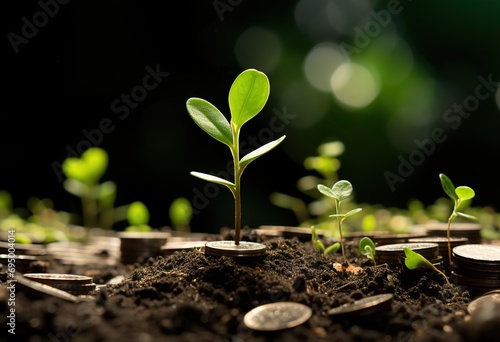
[[125, 201, 151, 232], [403, 246, 449, 284], [439, 173, 478, 269], [317, 180, 362, 263], [187, 68, 286, 245], [169, 197, 193, 232], [311, 225, 340, 256], [62, 147, 116, 229], [359, 236, 376, 266]]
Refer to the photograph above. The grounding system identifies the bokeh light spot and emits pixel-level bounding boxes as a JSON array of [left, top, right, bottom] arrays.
[[330, 62, 380, 109], [304, 42, 347, 92]]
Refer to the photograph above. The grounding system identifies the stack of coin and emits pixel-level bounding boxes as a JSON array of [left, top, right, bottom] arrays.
[[23, 273, 96, 295], [0, 254, 40, 273], [375, 242, 440, 267], [204, 240, 267, 258], [369, 232, 428, 245], [452, 244, 500, 296], [118, 231, 171, 264], [425, 222, 482, 244], [408, 236, 469, 272]]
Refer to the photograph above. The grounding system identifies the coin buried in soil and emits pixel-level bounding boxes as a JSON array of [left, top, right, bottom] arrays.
[[204, 240, 267, 258], [243, 302, 312, 331], [328, 293, 394, 317]]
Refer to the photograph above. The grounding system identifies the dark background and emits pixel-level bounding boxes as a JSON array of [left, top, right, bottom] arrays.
[[2, 1, 500, 233]]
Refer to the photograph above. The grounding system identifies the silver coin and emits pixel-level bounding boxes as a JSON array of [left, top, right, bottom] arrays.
[[468, 293, 500, 315], [453, 244, 500, 262], [243, 302, 312, 331], [23, 273, 93, 285], [328, 293, 393, 316], [204, 241, 266, 257], [16, 273, 78, 303]]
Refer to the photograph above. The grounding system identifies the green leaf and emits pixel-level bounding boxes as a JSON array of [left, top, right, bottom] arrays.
[[127, 201, 149, 226], [324, 242, 341, 255], [344, 208, 362, 218], [62, 147, 108, 185], [240, 135, 286, 169], [186, 98, 233, 147], [455, 212, 478, 220], [317, 184, 335, 199], [190, 171, 235, 188], [331, 180, 353, 201], [455, 186, 475, 201], [229, 69, 270, 129], [403, 246, 435, 270], [97, 181, 116, 202], [63, 179, 87, 197], [169, 197, 193, 227], [439, 173, 458, 201], [359, 237, 376, 256]]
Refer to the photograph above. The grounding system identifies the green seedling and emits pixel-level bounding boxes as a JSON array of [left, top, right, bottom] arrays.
[[169, 197, 193, 232], [317, 180, 362, 263], [186, 68, 286, 245], [62, 147, 116, 229], [403, 246, 449, 284], [125, 201, 151, 232], [311, 225, 340, 256], [439, 173, 477, 269], [359, 236, 376, 266]]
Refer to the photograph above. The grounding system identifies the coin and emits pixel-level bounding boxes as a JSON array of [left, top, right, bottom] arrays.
[[23, 273, 93, 285], [328, 293, 393, 317], [243, 302, 312, 331], [467, 293, 500, 315], [375, 243, 439, 266], [16, 273, 78, 303], [204, 240, 267, 258], [118, 231, 171, 263]]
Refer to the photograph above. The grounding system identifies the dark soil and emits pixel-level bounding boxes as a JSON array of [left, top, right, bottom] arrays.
[[1, 229, 496, 342]]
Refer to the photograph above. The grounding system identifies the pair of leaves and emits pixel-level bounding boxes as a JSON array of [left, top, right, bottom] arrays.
[[186, 69, 285, 188], [439, 173, 477, 220], [62, 147, 108, 185], [317, 181, 362, 219]]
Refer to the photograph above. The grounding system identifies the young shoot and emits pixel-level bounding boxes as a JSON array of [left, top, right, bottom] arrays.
[[317, 180, 362, 263], [311, 225, 340, 256], [125, 201, 151, 232], [359, 236, 376, 266], [439, 173, 478, 269], [186, 69, 286, 245], [62, 147, 116, 229], [403, 246, 449, 284]]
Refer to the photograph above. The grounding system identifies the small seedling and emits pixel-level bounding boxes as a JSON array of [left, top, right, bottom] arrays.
[[187, 69, 286, 245], [439, 173, 477, 269], [125, 201, 151, 232], [317, 180, 362, 263], [403, 246, 449, 284], [359, 236, 376, 266], [311, 225, 340, 256], [169, 197, 193, 232], [62, 147, 116, 229]]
